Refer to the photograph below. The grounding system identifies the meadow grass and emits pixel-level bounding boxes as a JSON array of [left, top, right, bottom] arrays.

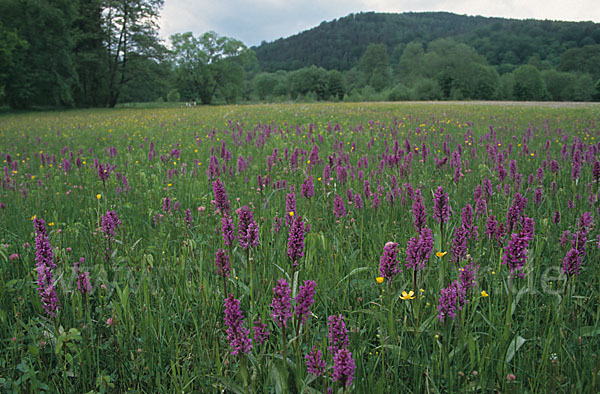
[[0, 102, 599, 393]]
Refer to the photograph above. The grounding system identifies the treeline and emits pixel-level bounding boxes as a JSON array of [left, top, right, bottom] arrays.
[[1, 6, 600, 109], [0, 0, 167, 109], [252, 12, 600, 102], [229, 39, 600, 103], [254, 12, 600, 72]]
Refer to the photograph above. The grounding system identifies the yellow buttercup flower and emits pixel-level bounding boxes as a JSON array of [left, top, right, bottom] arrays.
[[436, 251, 447, 258], [399, 290, 415, 300], [289, 211, 294, 217], [376, 277, 384, 284], [481, 290, 489, 297], [96, 194, 101, 200], [30, 215, 36, 221]]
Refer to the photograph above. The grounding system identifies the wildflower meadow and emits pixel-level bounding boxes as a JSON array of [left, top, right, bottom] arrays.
[[1, 102, 599, 393]]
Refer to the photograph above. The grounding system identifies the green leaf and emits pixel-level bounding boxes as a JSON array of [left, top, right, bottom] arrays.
[[269, 361, 287, 394], [55, 335, 65, 355], [505, 335, 526, 364], [211, 376, 245, 394], [350, 308, 377, 316], [467, 334, 476, 367], [28, 345, 39, 356], [0, 248, 7, 262], [68, 328, 82, 341], [576, 326, 600, 337], [336, 266, 369, 287]]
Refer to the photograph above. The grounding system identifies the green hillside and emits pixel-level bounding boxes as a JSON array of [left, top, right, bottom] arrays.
[[253, 12, 600, 73]]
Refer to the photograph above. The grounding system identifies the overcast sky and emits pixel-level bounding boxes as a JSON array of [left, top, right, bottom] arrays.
[[159, 0, 600, 47]]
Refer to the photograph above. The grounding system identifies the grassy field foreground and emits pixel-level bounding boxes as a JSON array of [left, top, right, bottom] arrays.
[[0, 102, 599, 393]]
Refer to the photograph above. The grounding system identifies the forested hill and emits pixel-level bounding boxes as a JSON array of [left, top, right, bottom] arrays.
[[253, 12, 600, 72]]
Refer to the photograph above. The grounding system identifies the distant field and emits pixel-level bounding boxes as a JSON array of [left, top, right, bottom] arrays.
[[1, 102, 599, 393]]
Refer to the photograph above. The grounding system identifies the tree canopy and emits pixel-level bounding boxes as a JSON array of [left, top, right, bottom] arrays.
[[1, 9, 600, 107]]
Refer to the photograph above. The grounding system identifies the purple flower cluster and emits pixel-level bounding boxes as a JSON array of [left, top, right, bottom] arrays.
[[101, 210, 121, 239], [459, 261, 478, 290], [162, 196, 171, 213], [271, 278, 292, 329], [433, 186, 451, 224], [220, 216, 235, 246], [571, 150, 582, 182], [412, 190, 427, 230], [437, 280, 466, 322], [485, 215, 506, 247], [253, 318, 270, 346], [353, 193, 363, 210], [593, 161, 600, 182], [74, 257, 92, 296], [475, 197, 487, 218], [561, 212, 594, 277], [451, 226, 469, 264], [305, 346, 326, 377], [534, 187, 543, 205], [215, 249, 230, 278], [97, 162, 111, 184], [333, 348, 356, 387], [184, 208, 193, 228], [521, 217, 535, 242], [295, 280, 317, 325], [212, 179, 230, 215], [301, 176, 315, 199], [328, 314, 350, 354], [287, 215, 307, 268], [224, 294, 252, 355], [34, 218, 59, 317], [379, 241, 400, 282], [506, 193, 527, 233], [286, 187, 296, 227], [333, 194, 346, 218], [405, 227, 433, 271], [502, 220, 534, 278], [562, 248, 582, 278], [237, 206, 259, 249], [461, 204, 477, 239]]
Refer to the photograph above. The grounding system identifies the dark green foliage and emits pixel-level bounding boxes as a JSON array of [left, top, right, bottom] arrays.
[[103, 0, 165, 107], [3, 7, 600, 107], [253, 73, 281, 100], [394, 38, 499, 100], [288, 66, 330, 100], [0, 0, 165, 109], [71, 0, 108, 107], [166, 88, 180, 102], [387, 83, 410, 101], [327, 70, 346, 100], [170, 31, 256, 104], [254, 12, 600, 72], [411, 78, 443, 100], [359, 43, 391, 92], [0, 21, 29, 106], [559, 45, 600, 81], [512, 65, 548, 101], [542, 69, 577, 101], [0, 0, 78, 108]]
